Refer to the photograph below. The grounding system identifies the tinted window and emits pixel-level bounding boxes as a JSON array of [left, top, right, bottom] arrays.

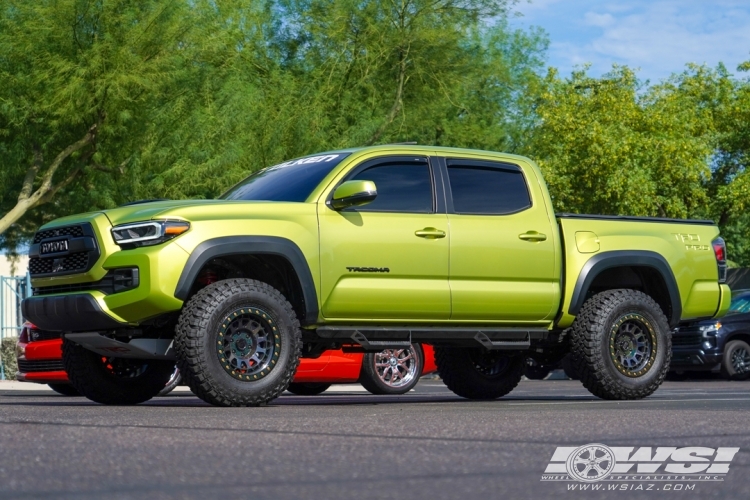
[[729, 293, 750, 314], [348, 161, 433, 212], [220, 153, 351, 202], [447, 161, 531, 214]]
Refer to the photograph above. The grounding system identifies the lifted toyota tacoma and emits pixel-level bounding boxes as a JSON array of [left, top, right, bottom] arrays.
[[22, 145, 731, 406]]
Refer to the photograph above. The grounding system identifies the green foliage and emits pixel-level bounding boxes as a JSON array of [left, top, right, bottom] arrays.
[[527, 66, 711, 219], [0, 0, 547, 217], [0, 338, 18, 379], [527, 63, 750, 265], [0, 0, 230, 242], [140, 0, 548, 199]]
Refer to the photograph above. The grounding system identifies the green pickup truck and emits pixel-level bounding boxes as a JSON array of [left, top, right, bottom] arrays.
[[22, 145, 731, 406]]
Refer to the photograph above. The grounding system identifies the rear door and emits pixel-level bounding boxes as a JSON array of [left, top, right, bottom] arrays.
[[441, 157, 559, 322]]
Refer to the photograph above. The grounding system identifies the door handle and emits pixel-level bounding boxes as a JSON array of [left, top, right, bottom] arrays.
[[518, 231, 547, 242], [415, 227, 446, 239]]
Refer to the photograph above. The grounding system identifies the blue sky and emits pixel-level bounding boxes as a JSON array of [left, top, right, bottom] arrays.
[[512, 0, 750, 83]]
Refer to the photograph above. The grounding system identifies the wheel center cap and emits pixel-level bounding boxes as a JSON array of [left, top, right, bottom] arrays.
[[389, 357, 398, 366], [236, 338, 249, 350]]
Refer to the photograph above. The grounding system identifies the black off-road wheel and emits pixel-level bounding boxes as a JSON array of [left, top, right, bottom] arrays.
[[174, 279, 302, 407], [286, 383, 331, 395], [570, 289, 671, 400], [435, 347, 524, 400], [360, 344, 424, 395], [47, 383, 80, 396], [62, 338, 175, 405], [720, 340, 750, 380]]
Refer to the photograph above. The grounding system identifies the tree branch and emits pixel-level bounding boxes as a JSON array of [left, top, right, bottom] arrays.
[[17, 143, 43, 201], [0, 124, 100, 236], [37, 164, 86, 205], [366, 46, 409, 145], [37, 123, 98, 194]]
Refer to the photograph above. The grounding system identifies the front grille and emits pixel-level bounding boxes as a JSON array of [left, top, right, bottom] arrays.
[[33, 268, 139, 296], [17, 359, 65, 373], [33, 225, 84, 243], [29, 223, 100, 277], [29, 252, 89, 275], [29, 329, 62, 341], [671, 334, 703, 347]]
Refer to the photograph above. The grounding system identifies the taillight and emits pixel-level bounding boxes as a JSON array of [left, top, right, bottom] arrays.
[[712, 237, 727, 283]]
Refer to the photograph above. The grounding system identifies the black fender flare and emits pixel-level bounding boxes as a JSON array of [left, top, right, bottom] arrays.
[[174, 236, 319, 324], [569, 250, 682, 327]]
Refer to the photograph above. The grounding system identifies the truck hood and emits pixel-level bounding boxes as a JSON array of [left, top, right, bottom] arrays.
[[41, 199, 281, 229], [100, 200, 230, 226]]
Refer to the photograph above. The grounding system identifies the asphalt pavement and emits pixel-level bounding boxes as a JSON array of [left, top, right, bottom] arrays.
[[0, 378, 748, 500]]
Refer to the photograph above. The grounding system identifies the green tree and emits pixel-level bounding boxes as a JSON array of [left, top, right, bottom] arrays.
[[660, 63, 750, 265], [0, 0, 218, 240], [1, 0, 548, 239], [142, 0, 548, 198], [527, 66, 712, 219]]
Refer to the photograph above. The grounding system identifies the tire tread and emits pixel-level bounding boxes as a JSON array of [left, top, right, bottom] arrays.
[[570, 289, 671, 400], [174, 279, 302, 407]]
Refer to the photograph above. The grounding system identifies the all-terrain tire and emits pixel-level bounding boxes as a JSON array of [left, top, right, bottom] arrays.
[[435, 347, 524, 400], [174, 279, 302, 407], [360, 344, 424, 395], [62, 338, 175, 405], [47, 383, 80, 396], [561, 354, 580, 380], [720, 340, 750, 380], [286, 383, 331, 395], [570, 289, 671, 400]]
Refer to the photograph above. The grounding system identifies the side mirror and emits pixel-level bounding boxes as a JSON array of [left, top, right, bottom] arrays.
[[330, 180, 377, 210]]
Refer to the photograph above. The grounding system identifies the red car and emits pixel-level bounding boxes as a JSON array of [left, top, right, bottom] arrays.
[[289, 343, 437, 395], [16, 322, 436, 396]]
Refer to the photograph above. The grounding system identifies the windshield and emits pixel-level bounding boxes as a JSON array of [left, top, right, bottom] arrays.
[[220, 153, 351, 202], [728, 293, 750, 315]]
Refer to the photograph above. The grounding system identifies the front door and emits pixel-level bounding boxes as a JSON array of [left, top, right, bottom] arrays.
[[444, 157, 559, 322], [319, 156, 450, 320]]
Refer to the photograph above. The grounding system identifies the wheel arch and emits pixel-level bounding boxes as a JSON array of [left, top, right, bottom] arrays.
[[569, 251, 681, 328], [725, 332, 750, 346], [174, 236, 319, 325]]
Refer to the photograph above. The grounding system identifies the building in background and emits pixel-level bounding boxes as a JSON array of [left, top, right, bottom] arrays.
[[0, 254, 28, 277]]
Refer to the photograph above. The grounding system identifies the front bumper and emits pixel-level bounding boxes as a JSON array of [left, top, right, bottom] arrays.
[[25, 216, 190, 330], [670, 347, 722, 371], [22, 294, 125, 331], [16, 371, 69, 384], [15, 338, 70, 384]]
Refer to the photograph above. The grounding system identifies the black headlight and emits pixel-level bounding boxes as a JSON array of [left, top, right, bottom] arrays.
[[111, 220, 190, 248]]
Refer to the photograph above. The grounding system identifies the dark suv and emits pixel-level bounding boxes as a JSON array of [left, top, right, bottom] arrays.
[[670, 290, 750, 380]]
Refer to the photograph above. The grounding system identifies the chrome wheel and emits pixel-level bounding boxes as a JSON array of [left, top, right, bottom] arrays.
[[373, 347, 419, 388], [608, 314, 657, 377], [166, 366, 181, 386], [731, 346, 750, 374], [157, 366, 182, 397]]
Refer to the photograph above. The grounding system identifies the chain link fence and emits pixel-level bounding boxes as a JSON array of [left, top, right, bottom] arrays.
[[1, 274, 31, 380]]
